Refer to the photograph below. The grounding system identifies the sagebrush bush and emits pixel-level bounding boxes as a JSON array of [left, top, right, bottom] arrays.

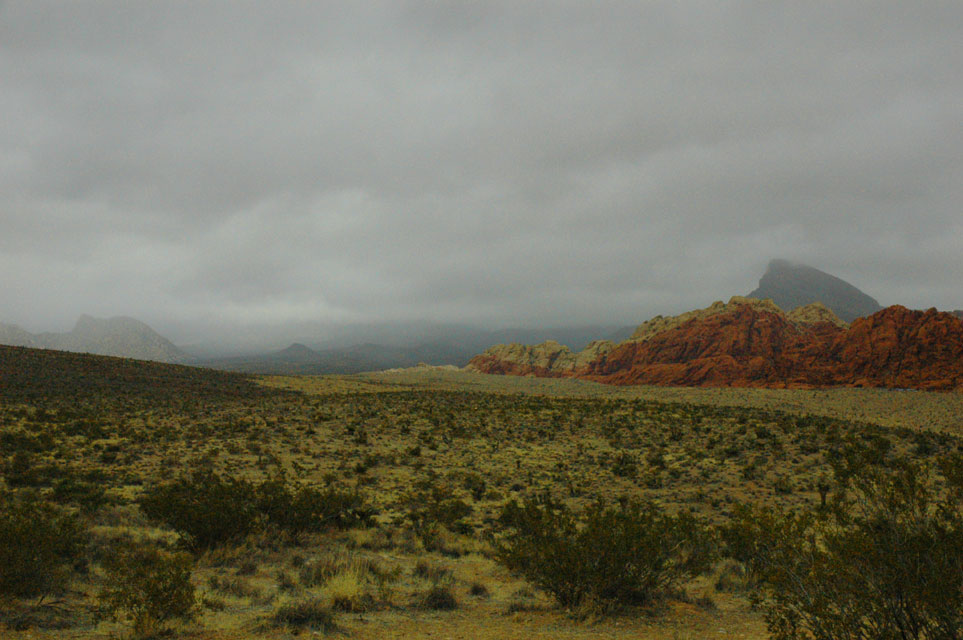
[[97, 543, 196, 637], [496, 496, 715, 612], [0, 492, 86, 599]]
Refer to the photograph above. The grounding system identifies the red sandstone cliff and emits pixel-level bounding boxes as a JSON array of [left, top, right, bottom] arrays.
[[466, 299, 963, 391]]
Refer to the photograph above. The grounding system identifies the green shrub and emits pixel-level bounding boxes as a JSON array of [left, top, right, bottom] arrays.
[[2, 451, 63, 488], [723, 460, 963, 640], [496, 496, 714, 612], [415, 584, 458, 610], [405, 483, 474, 548], [138, 471, 259, 550], [257, 478, 373, 534], [139, 472, 372, 549], [611, 452, 639, 478], [0, 492, 86, 599], [51, 476, 110, 513], [96, 543, 196, 637], [462, 473, 487, 501]]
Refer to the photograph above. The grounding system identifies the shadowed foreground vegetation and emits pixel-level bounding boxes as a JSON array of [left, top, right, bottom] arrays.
[[2, 347, 962, 638]]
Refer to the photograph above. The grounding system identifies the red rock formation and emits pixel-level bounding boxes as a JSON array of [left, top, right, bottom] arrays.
[[466, 299, 963, 391], [823, 306, 963, 390]]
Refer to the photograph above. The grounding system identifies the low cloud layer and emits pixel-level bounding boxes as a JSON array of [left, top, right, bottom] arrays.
[[2, 2, 961, 339]]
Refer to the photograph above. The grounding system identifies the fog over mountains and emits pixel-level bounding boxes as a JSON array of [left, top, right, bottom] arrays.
[[0, 313, 622, 371], [3, 260, 953, 374], [0, 315, 187, 363]]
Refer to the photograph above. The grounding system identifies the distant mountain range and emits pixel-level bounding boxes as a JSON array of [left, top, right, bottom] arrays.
[[0, 314, 620, 373], [198, 341, 476, 375], [748, 259, 882, 322], [1, 260, 957, 378], [195, 325, 624, 375], [0, 315, 187, 363]]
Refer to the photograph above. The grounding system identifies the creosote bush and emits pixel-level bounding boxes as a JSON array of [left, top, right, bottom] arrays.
[[722, 457, 963, 640], [496, 496, 714, 612], [138, 471, 371, 549], [405, 481, 474, 550], [257, 476, 373, 533], [97, 543, 196, 637], [138, 471, 259, 550], [0, 491, 86, 600]]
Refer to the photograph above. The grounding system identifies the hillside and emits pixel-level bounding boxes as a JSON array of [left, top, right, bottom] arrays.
[[0, 344, 280, 404], [747, 259, 882, 322], [0, 315, 186, 363], [468, 298, 963, 391]]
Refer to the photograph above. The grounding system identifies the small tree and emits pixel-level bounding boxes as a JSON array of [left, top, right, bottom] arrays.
[[97, 544, 196, 637], [496, 496, 714, 612]]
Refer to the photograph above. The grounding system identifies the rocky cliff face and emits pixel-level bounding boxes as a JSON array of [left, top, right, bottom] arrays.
[[467, 298, 963, 391], [823, 306, 963, 390]]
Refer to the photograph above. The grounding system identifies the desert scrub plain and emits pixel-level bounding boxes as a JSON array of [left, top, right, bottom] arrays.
[[2, 346, 963, 638]]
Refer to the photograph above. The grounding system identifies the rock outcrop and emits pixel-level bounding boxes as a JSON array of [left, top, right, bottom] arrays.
[[824, 306, 963, 390], [787, 302, 849, 328], [465, 339, 614, 377], [467, 298, 963, 391]]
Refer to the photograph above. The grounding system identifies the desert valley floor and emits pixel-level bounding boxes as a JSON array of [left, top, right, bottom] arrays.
[[1, 347, 962, 638]]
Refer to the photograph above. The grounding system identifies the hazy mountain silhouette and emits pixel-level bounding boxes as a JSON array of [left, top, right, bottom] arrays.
[[0, 315, 187, 363], [199, 340, 476, 375], [191, 324, 621, 374], [748, 259, 882, 322]]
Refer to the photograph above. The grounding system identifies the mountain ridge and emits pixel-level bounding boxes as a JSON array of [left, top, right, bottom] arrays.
[[0, 315, 187, 363]]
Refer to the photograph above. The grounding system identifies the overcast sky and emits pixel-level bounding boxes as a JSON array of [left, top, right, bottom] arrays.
[[2, 1, 961, 338]]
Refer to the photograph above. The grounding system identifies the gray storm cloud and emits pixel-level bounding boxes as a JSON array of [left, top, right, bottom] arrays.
[[1, 1, 961, 339]]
